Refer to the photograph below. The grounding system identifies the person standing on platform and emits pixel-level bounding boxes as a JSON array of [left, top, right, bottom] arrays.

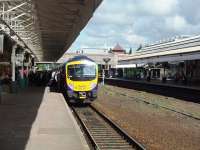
[[0, 71, 7, 104], [0, 72, 2, 104]]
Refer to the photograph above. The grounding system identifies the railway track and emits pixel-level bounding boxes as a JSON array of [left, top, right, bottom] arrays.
[[72, 105, 145, 150]]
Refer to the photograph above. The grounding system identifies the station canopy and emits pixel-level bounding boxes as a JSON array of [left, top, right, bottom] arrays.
[[0, 0, 102, 61]]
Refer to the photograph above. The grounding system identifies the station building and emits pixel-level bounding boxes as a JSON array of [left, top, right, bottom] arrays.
[[58, 43, 128, 77], [118, 35, 200, 85], [57, 36, 200, 86]]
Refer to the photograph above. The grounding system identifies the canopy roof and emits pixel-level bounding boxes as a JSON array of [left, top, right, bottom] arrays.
[[0, 0, 102, 61]]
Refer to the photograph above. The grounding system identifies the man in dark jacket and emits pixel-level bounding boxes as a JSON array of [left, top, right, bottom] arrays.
[[0, 72, 3, 104]]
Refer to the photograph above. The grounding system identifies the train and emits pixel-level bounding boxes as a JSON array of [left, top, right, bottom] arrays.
[[53, 55, 98, 103]]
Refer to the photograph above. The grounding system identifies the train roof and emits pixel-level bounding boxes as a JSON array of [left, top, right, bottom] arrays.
[[65, 55, 95, 64]]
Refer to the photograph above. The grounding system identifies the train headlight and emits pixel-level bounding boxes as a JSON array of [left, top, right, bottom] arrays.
[[68, 84, 74, 90], [91, 83, 97, 89]]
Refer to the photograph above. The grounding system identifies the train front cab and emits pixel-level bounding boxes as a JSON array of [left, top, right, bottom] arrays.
[[65, 60, 98, 103]]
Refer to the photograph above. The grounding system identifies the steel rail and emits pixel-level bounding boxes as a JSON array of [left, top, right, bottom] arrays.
[[71, 105, 146, 150]]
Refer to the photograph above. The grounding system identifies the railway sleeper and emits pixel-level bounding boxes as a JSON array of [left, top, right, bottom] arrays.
[[89, 127, 112, 130], [94, 136, 124, 139], [87, 125, 110, 127], [87, 125, 107, 128], [98, 145, 133, 149], [90, 129, 114, 131], [91, 133, 118, 136], [91, 132, 119, 134], [88, 127, 110, 130], [94, 137, 123, 140], [91, 132, 117, 135], [97, 142, 132, 146], [95, 138, 127, 142], [99, 145, 134, 149], [85, 121, 104, 124], [92, 134, 121, 138], [90, 131, 118, 135], [90, 130, 117, 133], [85, 122, 108, 125], [90, 130, 114, 132], [98, 146, 134, 149], [101, 148, 135, 150], [97, 142, 130, 145]]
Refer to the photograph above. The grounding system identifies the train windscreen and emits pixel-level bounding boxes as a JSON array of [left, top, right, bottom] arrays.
[[67, 64, 96, 81]]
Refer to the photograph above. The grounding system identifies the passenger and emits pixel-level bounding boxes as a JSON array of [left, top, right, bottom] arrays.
[[29, 71, 34, 85], [52, 72, 58, 90], [162, 76, 167, 83], [146, 70, 151, 82], [48, 71, 51, 82], [188, 70, 193, 84], [147, 76, 151, 82], [24, 68, 29, 87], [42, 71, 47, 85], [174, 72, 180, 83], [140, 71, 144, 79], [57, 71, 61, 92], [39, 72, 43, 86], [36, 71, 41, 86], [182, 72, 187, 85], [51, 71, 56, 79], [0, 72, 3, 104]]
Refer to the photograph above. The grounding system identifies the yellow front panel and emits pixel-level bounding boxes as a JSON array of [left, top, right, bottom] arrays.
[[65, 60, 98, 92], [71, 80, 97, 91]]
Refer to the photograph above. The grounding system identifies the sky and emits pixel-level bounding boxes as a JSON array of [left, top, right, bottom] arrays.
[[67, 0, 200, 53]]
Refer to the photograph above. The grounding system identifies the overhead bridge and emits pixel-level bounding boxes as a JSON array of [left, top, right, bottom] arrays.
[[0, 0, 102, 61]]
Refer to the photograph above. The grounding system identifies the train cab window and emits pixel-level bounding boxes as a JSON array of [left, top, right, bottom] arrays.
[[67, 64, 96, 81]]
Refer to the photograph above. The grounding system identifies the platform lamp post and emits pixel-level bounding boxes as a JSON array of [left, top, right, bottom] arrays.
[[102, 58, 111, 85]]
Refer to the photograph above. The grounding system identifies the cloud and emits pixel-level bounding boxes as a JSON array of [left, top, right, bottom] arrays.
[[165, 15, 189, 32], [177, 0, 200, 25], [137, 0, 179, 16], [67, 0, 200, 53]]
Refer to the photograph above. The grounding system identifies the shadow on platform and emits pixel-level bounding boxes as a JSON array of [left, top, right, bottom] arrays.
[[0, 86, 45, 150]]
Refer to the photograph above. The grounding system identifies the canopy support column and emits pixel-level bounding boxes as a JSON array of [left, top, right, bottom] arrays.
[[11, 44, 17, 93]]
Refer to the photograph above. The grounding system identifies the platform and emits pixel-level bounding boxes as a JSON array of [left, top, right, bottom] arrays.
[[104, 77, 200, 91], [101, 77, 200, 103], [0, 86, 89, 150], [139, 78, 200, 91]]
